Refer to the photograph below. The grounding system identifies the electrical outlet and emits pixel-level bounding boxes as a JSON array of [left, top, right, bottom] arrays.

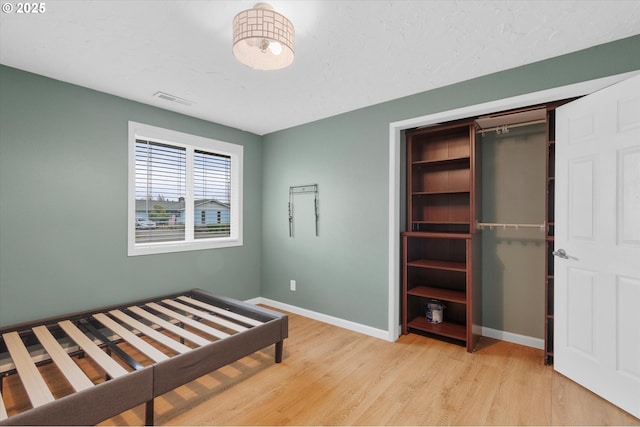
[[290, 279, 296, 291]]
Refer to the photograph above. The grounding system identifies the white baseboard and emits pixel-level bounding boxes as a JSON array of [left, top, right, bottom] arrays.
[[481, 326, 544, 350], [247, 297, 393, 341], [246, 297, 544, 349]]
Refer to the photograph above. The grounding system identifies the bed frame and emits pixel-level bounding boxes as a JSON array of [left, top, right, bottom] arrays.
[[0, 289, 288, 426]]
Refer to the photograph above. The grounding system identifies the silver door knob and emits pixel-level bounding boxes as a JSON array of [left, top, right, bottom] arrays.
[[553, 248, 569, 259]]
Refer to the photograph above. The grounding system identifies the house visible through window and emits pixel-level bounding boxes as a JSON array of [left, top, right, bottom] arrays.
[[128, 122, 243, 256]]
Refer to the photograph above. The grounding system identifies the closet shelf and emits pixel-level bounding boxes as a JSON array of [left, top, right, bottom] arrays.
[[408, 317, 466, 341], [413, 190, 470, 196], [412, 156, 470, 166], [403, 231, 472, 239], [408, 286, 466, 304], [412, 220, 470, 225], [407, 259, 466, 272]]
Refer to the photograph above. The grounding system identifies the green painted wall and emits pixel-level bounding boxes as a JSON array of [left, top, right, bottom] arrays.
[[261, 112, 391, 328], [0, 65, 263, 326], [1, 35, 639, 336], [261, 35, 640, 333]]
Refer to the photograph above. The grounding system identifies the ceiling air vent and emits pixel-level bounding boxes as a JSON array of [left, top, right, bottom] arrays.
[[152, 91, 194, 107]]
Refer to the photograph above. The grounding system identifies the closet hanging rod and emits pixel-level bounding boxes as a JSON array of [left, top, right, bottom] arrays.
[[475, 221, 545, 231], [475, 119, 547, 135]]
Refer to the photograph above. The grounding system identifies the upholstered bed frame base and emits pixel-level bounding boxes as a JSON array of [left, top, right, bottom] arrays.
[[0, 289, 288, 426]]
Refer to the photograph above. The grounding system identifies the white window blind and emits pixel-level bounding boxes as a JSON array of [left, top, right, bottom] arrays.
[[135, 140, 186, 244], [194, 150, 231, 239]]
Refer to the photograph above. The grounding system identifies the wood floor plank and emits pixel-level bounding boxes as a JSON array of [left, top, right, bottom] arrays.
[[58, 320, 128, 379], [146, 302, 230, 340], [163, 299, 248, 332], [92, 313, 169, 363], [177, 296, 263, 327], [0, 392, 7, 420], [126, 306, 210, 347], [551, 370, 639, 426], [32, 325, 94, 392], [108, 310, 192, 354], [2, 332, 55, 408], [0, 389, 6, 420]]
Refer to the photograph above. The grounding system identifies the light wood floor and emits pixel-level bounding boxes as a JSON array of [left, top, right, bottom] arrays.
[[96, 309, 639, 426], [4, 308, 637, 425]]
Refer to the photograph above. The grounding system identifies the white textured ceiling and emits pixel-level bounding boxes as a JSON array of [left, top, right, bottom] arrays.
[[1, 1, 639, 135]]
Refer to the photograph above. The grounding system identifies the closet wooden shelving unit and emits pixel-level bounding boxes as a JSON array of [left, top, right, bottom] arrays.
[[543, 99, 576, 364], [542, 100, 574, 363], [544, 108, 556, 365], [402, 121, 481, 352], [402, 103, 569, 358]]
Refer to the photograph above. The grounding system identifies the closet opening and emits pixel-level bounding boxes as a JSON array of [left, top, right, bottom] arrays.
[[400, 102, 561, 357], [390, 71, 640, 349]]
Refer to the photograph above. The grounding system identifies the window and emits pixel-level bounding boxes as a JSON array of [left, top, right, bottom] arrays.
[[128, 122, 243, 256]]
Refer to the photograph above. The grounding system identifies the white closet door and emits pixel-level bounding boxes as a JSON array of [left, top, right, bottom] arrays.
[[555, 73, 640, 419]]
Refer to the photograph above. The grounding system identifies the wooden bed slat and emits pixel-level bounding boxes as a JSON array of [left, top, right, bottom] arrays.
[[92, 313, 169, 363], [127, 306, 211, 347], [146, 302, 230, 340], [0, 387, 8, 420], [32, 326, 94, 392], [2, 332, 55, 408], [177, 296, 264, 327], [58, 320, 128, 379], [163, 299, 248, 332], [108, 310, 192, 354]]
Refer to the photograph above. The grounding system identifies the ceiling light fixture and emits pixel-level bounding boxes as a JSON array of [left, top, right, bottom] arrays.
[[232, 2, 295, 70]]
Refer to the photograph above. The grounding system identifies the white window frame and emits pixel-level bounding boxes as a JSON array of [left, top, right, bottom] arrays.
[[128, 121, 243, 256]]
